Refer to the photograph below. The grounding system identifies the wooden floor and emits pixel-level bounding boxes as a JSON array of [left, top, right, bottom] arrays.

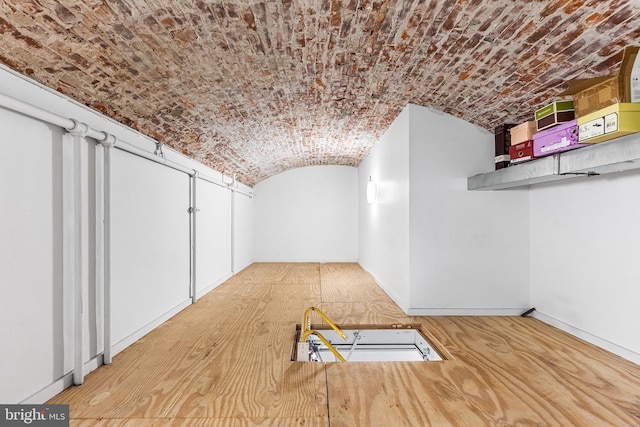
[[49, 263, 640, 426]]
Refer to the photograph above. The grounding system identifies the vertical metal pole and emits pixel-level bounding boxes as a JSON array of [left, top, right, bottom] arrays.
[[102, 137, 114, 365], [68, 120, 89, 386], [95, 142, 104, 362], [61, 132, 76, 383], [189, 171, 198, 303], [230, 174, 236, 275], [73, 136, 83, 385]]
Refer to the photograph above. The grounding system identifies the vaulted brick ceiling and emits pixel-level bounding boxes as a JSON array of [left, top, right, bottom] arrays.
[[0, 1, 638, 186]]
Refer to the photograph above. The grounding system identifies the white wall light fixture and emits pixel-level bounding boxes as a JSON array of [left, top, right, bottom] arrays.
[[366, 176, 377, 204]]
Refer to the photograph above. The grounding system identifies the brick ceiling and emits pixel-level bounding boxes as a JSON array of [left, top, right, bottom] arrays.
[[1, 1, 639, 186]]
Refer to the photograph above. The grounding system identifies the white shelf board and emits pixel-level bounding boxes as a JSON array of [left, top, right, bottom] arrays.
[[468, 132, 640, 191]]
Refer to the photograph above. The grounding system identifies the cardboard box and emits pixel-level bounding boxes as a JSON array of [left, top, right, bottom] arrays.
[[560, 46, 640, 117], [510, 121, 537, 145], [632, 52, 640, 102], [535, 100, 575, 131], [509, 140, 535, 163], [577, 103, 640, 144], [494, 123, 517, 169], [533, 119, 586, 157]]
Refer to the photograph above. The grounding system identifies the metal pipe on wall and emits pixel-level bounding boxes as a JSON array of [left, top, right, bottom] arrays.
[[189, 171, 199, 303], [230, 175, 236, 275], [0, 93, 194, 177], [61, 131, 77, 385], [68, 122, 90, 386], [102, 139, 114, 365], [0, 90, 239, 376], [197, 171, 229, 189], [0, 93, 164, 375], [74, 136, 85, 385], [94, 143, 105, 364], [1, 90, 248, 195], [0, 92, 73, 130], [113, 141, 194, 176]]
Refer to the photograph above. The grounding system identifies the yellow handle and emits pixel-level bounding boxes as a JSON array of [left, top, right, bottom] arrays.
[[301, 329, 346, 362], [302, 307, 348, 340]]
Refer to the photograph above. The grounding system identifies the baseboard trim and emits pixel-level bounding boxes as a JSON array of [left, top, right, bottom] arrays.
[[252, 258, 359, 263], [112, 299, 192, 356], [22, 298, 199, 404], [197, 272, 233, 298], [358, 265, 410, 313], [20, 355, 103, 404], [406, 308, 527, 316], [533, 311, 640, 365], [233, 259, 254, 275]]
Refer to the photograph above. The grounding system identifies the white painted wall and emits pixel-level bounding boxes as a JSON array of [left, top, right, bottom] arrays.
[[358, 108, 411, 311], [359, 104, 530, 315], [0, 66, 253, 403], [0, 108, 66, 403], [407, 105, 530, 314], [110, 150, 191, 346], [196, 179, 233, 296], [234, 190, 254, 272], [253, 165, 358, 262], [530, 173, 640, 361]]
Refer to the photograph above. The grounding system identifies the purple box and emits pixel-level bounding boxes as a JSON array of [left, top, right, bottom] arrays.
[[533, 119, 586, 157]]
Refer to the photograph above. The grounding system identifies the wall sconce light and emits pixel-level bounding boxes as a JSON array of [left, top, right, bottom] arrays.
[[366, 176, 377, 204]]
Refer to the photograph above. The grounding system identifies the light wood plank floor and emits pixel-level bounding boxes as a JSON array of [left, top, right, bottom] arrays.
[[49, 263, 640, 426]]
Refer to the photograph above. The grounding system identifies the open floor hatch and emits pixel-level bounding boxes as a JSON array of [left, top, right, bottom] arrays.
[[293, 307, 449, 363], [294, 325, 447, 362]]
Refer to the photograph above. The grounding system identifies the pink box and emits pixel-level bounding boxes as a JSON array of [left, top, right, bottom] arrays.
[[510, 121, 537, 145], [533, 119, 586, 157]]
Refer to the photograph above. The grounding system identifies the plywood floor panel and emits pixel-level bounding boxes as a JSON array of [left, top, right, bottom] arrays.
[[71, 417, 326, 426], [164, 326, 327, 418], [410, 316, 640, 426], [326, 361, 520, 426], [49, 263, 640, 426], [229, 263, 321, 286], [53, 322, 327, 420], [203, 283, 273, 300], [205, 285, 321, 323], [319, 264, 390, 304], [319, 302, 414, 325]]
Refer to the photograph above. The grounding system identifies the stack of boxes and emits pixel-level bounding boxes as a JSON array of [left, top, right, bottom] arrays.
[[508, 121, 536, 164], [532, 101, 584, 157], [565, 46, 640, 144], [500, 45, 640, 168]]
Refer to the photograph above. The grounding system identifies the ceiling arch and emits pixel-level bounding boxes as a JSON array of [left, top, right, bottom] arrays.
[[0, 0, 638, 185]]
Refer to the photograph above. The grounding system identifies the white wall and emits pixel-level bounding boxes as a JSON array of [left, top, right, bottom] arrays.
[[358, 108, 411, 311], [358, 104, 530, 315], [0, 108, 66, 403], [407, 105, 530, 314], [234, 190, 254, 272], [0, 66, 252, 403], [530, 173, 640, 362], [110, 150, 191, 346], [196, 179, 233, 296], [254, 165, 358, 262]]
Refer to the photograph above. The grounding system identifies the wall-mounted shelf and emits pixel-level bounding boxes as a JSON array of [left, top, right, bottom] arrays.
[[468, 133, 640, 190]]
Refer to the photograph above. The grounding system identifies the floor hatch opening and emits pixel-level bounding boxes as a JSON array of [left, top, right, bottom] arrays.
[[292, 323, 449, 362]]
